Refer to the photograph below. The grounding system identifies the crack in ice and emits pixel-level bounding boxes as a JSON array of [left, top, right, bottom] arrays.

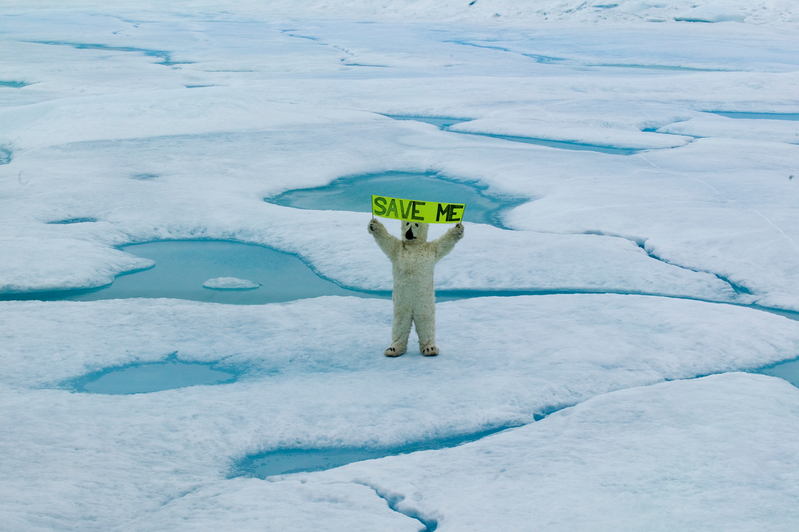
[[24, 40, 189, 66], [444, 39, 563, 63], [356, 482, 439, 532], [637, 153, 799, 252], [580, 230, 751, 296]]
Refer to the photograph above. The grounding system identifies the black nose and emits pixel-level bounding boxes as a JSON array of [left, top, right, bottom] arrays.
[[405, 228, 415, 240]]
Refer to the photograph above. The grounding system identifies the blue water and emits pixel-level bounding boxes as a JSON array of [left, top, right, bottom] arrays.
[[131, 173, 159, 180], [444, 40, 563, 63], [233, 426, 517, 479], [0, 241, 372, 304], [266, 171, 527, 228], [27, 41, 190, 66], [0, 81, 28, 88], [462, 133, 642, 155], [343, 62, 389, 68], [710, 111, 799, 121], [594, 64, 724, 72], [0, 147, 10, 165], [364, 484, 438, 532], [68, 353, 238, 394], [382, 115, 471, 129], [47, 218, 98, 224], [754, 357, 799, 388]]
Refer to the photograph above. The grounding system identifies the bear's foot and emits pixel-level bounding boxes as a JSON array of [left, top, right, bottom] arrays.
[[384, 346, 406, 357], [421, 345, 439, 357]]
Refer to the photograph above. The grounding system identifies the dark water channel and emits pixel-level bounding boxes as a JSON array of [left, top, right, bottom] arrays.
[[754, 357, 799, 388], [232, 425, 519, 479], [383, 115, 642, 155], [383, 115, 470, 128], [710, 111, 799, 121]]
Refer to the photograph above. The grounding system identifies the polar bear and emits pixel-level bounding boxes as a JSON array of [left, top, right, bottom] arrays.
[[368, 218, 464, 357]]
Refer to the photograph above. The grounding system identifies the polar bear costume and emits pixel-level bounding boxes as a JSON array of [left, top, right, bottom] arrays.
[[368, 218, 464, 357]]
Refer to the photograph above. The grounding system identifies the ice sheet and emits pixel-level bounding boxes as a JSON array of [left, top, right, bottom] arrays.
[[0, 126, 745, 302], [2, 3, 799, 530], [312, 373, 799, 532], [4, 1, 796, 25], [2, 14, 798, 310], [202, 277, 260, 290], [658, 113, 799, 144], [449, 116, 693, 150], [3, 295, 799, 529], [6, 296, 799, 529]]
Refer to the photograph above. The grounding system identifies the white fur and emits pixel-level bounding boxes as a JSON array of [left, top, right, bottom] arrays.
[[368, 218, 464, 356]]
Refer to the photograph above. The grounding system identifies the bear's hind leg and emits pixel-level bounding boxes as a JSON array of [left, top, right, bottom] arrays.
[[415, 312, 438, 357], [386, 307, 412, 357]]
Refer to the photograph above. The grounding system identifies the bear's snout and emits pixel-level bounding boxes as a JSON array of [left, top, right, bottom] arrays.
[[405, 227, 415, 240]]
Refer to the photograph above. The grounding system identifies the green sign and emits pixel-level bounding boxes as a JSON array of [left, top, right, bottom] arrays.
[[371, 195, 465, 223]]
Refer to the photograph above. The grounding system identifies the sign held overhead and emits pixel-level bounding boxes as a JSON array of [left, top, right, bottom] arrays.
[[371, 195, 465, 224]]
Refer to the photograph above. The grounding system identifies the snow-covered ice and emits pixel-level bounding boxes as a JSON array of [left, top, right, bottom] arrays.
[[3, 296, 799, 530], [314, 373, 799, 532], [2, 0, 799, 530], [202, 277, 260, 290]]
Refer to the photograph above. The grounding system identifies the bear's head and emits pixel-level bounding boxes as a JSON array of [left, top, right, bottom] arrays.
[[402, 221, 429, 243]]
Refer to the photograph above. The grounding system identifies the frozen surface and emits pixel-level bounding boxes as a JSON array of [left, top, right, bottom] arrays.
[[3, 295, 799, 530], [449, 115, 693, 151], [658, 114, 799, 144], [2, 1, 799, 530], [6, 1, 796, 25], [313, 373, 799, 532], [386, 115, 653, 154], [384, 115, 471, 129], [2, 18, 798, 307], [711, 111, 799, 121], [203, 277, 260, 290]]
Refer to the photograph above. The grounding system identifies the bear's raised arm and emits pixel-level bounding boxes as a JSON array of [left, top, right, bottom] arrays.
[[433, 223, 465, 261], [368, 218, 400, 260]]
